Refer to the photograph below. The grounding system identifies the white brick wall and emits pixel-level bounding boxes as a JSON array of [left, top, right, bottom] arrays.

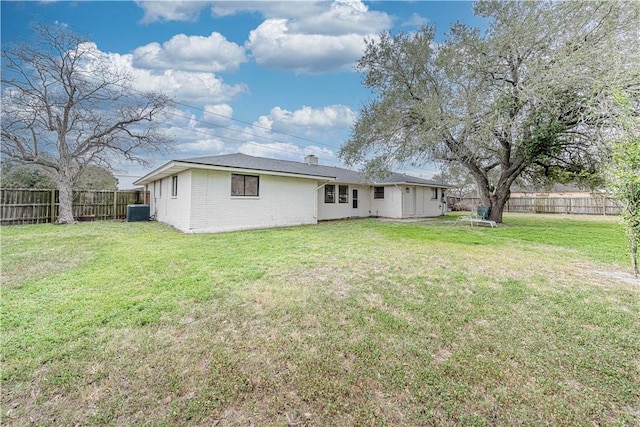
[[373, 185, 445, 218], [149, 171, 192, 231], [414, 186, 444, 217], [316, 184, 371, 220], [147, 167, 448, 233], [370, 185, 403, 218], [187, 170, 318, 233]]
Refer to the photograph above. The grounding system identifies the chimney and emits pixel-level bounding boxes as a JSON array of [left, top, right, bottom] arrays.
[[304, 154, 318, 165]]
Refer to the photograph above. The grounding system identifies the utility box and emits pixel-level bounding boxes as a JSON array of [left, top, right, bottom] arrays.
[[126, 204, 150, 222]]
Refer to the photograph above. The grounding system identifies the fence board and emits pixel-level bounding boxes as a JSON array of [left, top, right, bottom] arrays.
[[0, 189, 147, 225], [448, 196, 622, 216]]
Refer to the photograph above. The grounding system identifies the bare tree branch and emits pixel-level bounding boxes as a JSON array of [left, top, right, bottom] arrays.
[[1, 24, 173, 223]]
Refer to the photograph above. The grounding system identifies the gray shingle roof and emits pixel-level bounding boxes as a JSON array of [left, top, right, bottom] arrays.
[[179, 153, 450, 187], [180, 153, 337, 179], [134, 153, 453, 187]]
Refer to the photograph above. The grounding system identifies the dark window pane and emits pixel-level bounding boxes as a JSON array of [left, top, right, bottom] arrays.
[[232, 174, 259, 196], [339, 185, 348, 203], [171, 176, 178, 197], [325, 184, 335, 203], [245, 175, 259, 196], [231, 174, 244, 196], [374, 186, 384, 199]]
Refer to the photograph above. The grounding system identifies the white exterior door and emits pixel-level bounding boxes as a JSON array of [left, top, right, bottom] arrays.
[[403, 186, 415, 217]]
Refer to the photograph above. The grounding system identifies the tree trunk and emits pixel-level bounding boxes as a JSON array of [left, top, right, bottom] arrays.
[[56, 174, 75, 224], [488, 194, 509, 223], [487, 182, 512, 223], [468, 172, 511, 223]]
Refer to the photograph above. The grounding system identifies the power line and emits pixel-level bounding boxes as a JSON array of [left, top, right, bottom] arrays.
[[117, 82, 347, 164], [162, 108, 339, 162], [164, 106, 340, 159], [172, 100, 340, 149], [7, 20, 352, 165]]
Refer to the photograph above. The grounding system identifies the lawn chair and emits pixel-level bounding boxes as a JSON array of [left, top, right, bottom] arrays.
[[455, 205, 497, 228]]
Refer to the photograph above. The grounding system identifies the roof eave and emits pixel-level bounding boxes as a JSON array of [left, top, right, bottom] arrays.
[[374, 181, 456, 188], [133, 160, 337, 185], [133, 161, 187, 186]]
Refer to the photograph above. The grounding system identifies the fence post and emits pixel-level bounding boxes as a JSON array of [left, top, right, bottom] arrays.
[[113, 190, 118, 220], [49, 189, 56, 223]]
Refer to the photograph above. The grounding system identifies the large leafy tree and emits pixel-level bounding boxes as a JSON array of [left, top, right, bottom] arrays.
[[341, 1, 640, 222], [1, 163, 118, 190], [611, 141, 640, 277], [608, 91, 640, 276], [1, 24, 172, 223], [0, 163, 57, 189]]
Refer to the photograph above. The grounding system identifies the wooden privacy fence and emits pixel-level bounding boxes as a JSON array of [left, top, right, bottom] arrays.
[[0, 189, 148, 225], [448, 196, 623, 215]]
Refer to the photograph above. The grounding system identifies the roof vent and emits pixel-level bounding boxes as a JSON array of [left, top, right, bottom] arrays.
[[304, 154, 318, 165]]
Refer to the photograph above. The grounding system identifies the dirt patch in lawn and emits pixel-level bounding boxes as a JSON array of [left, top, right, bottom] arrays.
[[594, 269, 639, 286]]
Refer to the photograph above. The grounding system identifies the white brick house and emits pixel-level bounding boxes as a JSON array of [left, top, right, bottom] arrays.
[[134, 153, 453, 233]]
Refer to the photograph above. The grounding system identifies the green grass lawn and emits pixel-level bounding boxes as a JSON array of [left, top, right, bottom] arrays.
[[2, 214, 639, 426]]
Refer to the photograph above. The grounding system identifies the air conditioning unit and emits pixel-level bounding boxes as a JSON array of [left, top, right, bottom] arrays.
[[126, 204, 150, 222]]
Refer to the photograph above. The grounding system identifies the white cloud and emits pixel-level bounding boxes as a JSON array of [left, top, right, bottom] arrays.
[[211, 0, 390, 34], [136, 1, 322, 23], [247, 19, 372, 73], [78, 35, 355, 173], [137, 69, 247, 104], [402, 13, 430, 28], [303, 145, 336, 158], [132, 32, 246, 73], [136, 1, 207, 23], [134, 0, 392, 73], [164, 106, 197, 129], [226, 105, 351, 163], [265, 105, 356, 129], [210, 1, 314, 18], [100, 49, 247, 104], [237, 141, 337, 164], [253, 115, 273, 131], [289, 0, 391, 36], [202, 104, 234, 124], [238, 141, 304, 160], [119, 102, 347, 187], [177, 138, 225, 153], [244, 0, 391, 73]]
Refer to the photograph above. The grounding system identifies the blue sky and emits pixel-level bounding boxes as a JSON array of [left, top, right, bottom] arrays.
[[2, 1, 483, 188]]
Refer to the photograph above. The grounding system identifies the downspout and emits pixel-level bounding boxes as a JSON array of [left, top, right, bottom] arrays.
[[152, 181, 158, 219], [313, 181, 331, 219]]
